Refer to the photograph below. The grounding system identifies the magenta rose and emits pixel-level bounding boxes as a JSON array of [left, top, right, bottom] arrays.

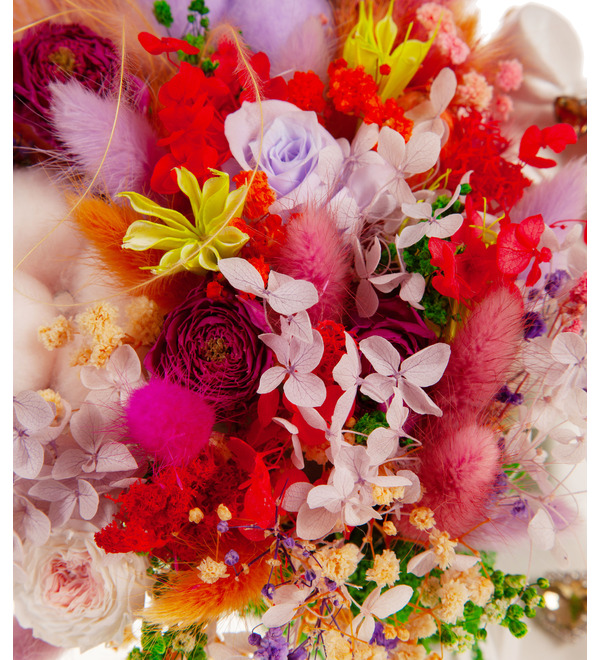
[[13, 22, 119, 148], [144, 289, 272, 421]]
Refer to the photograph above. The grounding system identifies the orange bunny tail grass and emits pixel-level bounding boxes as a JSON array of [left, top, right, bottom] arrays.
[[72, 196, 199, 310], [142, 552, 271, 628]]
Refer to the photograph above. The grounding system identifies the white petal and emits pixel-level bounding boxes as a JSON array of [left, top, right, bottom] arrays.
[[359, 336, 400, 376], [268, 279, 319, 316], [387, 391, 410, 431], [452, 554, 480, 572], [21, 502, 51, 546], [356, 278, 380, 318], [13, 437, 44, 479], [307, 484, 343, 510], [297, 406, 327, 432], [262, 603, 299, 628], [284, 310, 314, 344], [284, 372, 326, 408], [295, 503, 339, 540], [428, 213, 463, 239], [257, 366, 287, 394], [400, 343, 451, 386], [369, 272, 404, 294], [96, 442, 138, 472], [430, 68, 457, 114], [397, 380, 442, 416], [396, 223, 428, 250], [290, 331, 324, 373], [77, 479, 99, 520], [378, 127, 406, 169], [404, 132, 441, 175], [407, 550, 439, 576], [360, 373, 394, 403], [528, 507, 556, 550], [551, 333, 586, 365], [343, 499, 379, 526], [370, 584, 413, 618], [399, 273, 426, 306], [281, 481, 312, 512], [13, 391, 55, 431], [259, 333, 290, 365], [218, 257, 265, 296], [366, 427, 398, 465]]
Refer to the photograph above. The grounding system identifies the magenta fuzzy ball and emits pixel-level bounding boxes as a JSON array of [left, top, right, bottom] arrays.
[[125, 379, 215, 466]]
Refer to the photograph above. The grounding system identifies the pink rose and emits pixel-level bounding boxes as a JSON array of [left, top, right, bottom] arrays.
[[13, 522, 149, 652]]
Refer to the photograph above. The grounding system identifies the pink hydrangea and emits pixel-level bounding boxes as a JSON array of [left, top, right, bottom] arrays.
[[416, 2, 456, 35], [496, 59, 523, 92], [456, 72, 494, 112]]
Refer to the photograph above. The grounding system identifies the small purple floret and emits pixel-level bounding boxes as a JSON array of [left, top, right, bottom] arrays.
[[523, 311, 546, 340], [545, 270, 569, 298], [224, 550, 239, 566], [262, 583, 276, 600]]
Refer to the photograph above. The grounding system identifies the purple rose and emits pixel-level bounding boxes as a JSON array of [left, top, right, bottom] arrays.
[[13, 23, 119, 148], [144, 289, 272, 421], [224, 100, 342, 212]]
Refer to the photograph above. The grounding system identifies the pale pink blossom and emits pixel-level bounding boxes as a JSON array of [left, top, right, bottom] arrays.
[[496, 59, 523, 92], [416, 2, 456, 35], [456, 72, 494, 112], [494, 94, 514, 120], [437, 32, 470, 65]]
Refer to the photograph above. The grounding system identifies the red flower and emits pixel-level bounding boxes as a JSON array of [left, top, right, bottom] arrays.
[[439, 111, 531, 215], [497, 214, 552, 286], [518, 123, 577, 168], [138, 32, 200, 56]]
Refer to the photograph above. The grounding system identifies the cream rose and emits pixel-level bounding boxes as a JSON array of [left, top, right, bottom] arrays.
[[13, 522, 150, 652]]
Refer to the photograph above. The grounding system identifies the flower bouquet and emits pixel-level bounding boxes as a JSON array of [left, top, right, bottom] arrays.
[[13, 0, 587, 658]]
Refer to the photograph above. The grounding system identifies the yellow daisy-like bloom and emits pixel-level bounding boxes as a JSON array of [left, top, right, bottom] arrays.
[[119, 168, 249, 275]]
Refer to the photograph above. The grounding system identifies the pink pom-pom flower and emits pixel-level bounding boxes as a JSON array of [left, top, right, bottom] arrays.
[[125, 379, 215, 467]]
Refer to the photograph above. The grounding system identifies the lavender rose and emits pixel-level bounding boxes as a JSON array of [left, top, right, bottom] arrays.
[[13, 23, 119, 148], [144, 289, 271, 420], [224, 99, 342, 211]]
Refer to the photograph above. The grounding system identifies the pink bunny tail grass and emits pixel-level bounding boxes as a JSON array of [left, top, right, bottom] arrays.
[[432, 286, 524, 421], [13, 619, 64, 660], [400, 421, 502, 541], [511, 156, 587, 227], [278, 205, 352, 323], [50, 80, 162, 196], [125, 379, 215, 468]]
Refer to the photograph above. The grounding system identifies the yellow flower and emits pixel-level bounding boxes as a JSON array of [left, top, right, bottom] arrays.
[[119, 168, 249, 275], [343, 0, 435, 100]]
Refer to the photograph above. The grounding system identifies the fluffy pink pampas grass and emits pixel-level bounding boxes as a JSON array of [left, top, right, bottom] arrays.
[[432, 286, 524, 420], [277, 205, 352, 323], [50, 80, 162, 197], [399, 287, 524, 541]]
